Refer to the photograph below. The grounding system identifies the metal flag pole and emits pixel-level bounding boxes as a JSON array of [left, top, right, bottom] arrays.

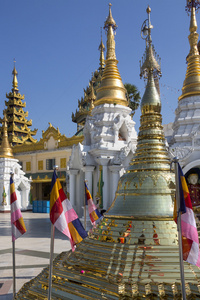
[[48, 166, 58, 300], [173, 157, 186, 300], [11, 172, 16, 299], [48, 223, 55, 300], [84, 180, 87, 230], [12, 239, 16, 299]]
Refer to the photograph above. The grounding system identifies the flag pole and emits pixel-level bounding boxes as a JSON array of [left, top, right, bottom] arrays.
[[48, 166, 57, 300], [48, 223, 55, 300], [84, 180, 87, 230], [11, 172, 16, 299], [12, 240, 16, 299], [10, 171, 27, 299], [173, 157, 186, 300]]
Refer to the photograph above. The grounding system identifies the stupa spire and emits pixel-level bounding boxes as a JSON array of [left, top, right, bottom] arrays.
[[12, 60, 18, 91], [140, 6, 161, 107], [98, 28, 105, 69], [95, 3, 128, 107], [140, 6, 161, 97], [0, 111, 14, 158], [104, 3, 117, 60], [108, 6, 172, 218], [179, 0, 200, 100]]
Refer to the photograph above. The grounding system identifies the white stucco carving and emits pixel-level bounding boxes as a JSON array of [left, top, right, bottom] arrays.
[[0, 157, 31, 212], [164, 94, 200, 175], [68, 103, 138, 217]]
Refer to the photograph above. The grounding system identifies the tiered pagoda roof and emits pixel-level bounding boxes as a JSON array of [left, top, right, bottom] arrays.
[[71, 34, 105, 135], [0, 65, 37, 146]]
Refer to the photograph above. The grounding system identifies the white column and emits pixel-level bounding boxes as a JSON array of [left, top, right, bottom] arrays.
[[102, 165, 108, 210], [69, 169, 79, 209], [96, 157, 110, 211], [109, 165, 122, 206], [23, 188, 30, 209], [82, 166, 95, 194]]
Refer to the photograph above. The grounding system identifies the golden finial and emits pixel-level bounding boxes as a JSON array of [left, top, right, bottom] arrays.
[[98, 27, 105, 69], [188, 5, 199, 55], [104, 3, 117, 60], [0, 111, 14, 158], [104, 3, 117, 30], [12, 59, 18, 91], [179, 1, 200, 100], [140, 7, 161, 116], [146, 5, 151, 14]]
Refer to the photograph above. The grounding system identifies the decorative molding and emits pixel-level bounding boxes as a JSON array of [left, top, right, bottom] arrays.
[[169, 146, 193, 160]]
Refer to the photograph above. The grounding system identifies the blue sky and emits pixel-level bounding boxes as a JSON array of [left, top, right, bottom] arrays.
[[0, 1, 193, 139]]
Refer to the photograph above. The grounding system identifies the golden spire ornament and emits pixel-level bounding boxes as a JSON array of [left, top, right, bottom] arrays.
[[140, 6, 161, 82], [12, 59, 19, 91], [98, 28, 105, 69], [179, 0, 200, 100], [104, 3, 117, 60]]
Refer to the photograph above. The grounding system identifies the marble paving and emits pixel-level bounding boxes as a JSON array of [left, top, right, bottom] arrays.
[[0, 211, 71, 300]]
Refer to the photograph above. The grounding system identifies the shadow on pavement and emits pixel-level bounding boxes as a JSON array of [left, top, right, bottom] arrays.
[[0, 215, 69, 241], [0, 294, 12, 300]]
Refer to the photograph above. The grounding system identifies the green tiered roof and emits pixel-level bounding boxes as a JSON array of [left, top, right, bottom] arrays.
[[0, 65, 37, 146]]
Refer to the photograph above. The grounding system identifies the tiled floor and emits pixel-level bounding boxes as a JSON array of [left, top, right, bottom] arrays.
[[0, 212, 71, 300]]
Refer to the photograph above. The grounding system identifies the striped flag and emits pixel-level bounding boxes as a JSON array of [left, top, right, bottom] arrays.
[[50, 170, 87, 251], [174, 163, 200, 267], [85, 181, 102, 225], [10, 176, 26, 242]]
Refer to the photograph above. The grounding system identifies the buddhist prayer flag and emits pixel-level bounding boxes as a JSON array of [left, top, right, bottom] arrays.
[[50, 170, 87, 251], [85, 181, 102, 225], [174, 163, 200, 267], [10, 176, 26, 242]]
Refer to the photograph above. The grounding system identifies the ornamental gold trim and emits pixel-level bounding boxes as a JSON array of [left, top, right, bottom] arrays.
[[115, 192, 174, 196], [94, 98, 128, 107], [105, 214, 173, 221], [179, 90, 200, 100]]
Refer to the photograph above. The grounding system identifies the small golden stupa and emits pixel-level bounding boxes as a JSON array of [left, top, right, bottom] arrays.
[[0, 112, 14, 158], [16, 5, 200, 300]]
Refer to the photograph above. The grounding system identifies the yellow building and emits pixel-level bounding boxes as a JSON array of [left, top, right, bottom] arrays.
[[13, 123, 83, 201]]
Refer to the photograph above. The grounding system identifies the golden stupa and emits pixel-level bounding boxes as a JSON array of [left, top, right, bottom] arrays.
[[16, 5, 200, 300], [94, 4, 128, 108], [179, 1, 200, 100], [0, 112, 14, 158]]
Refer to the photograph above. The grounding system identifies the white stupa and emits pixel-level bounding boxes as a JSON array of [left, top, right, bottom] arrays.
[[0, 112, 31, 212]]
